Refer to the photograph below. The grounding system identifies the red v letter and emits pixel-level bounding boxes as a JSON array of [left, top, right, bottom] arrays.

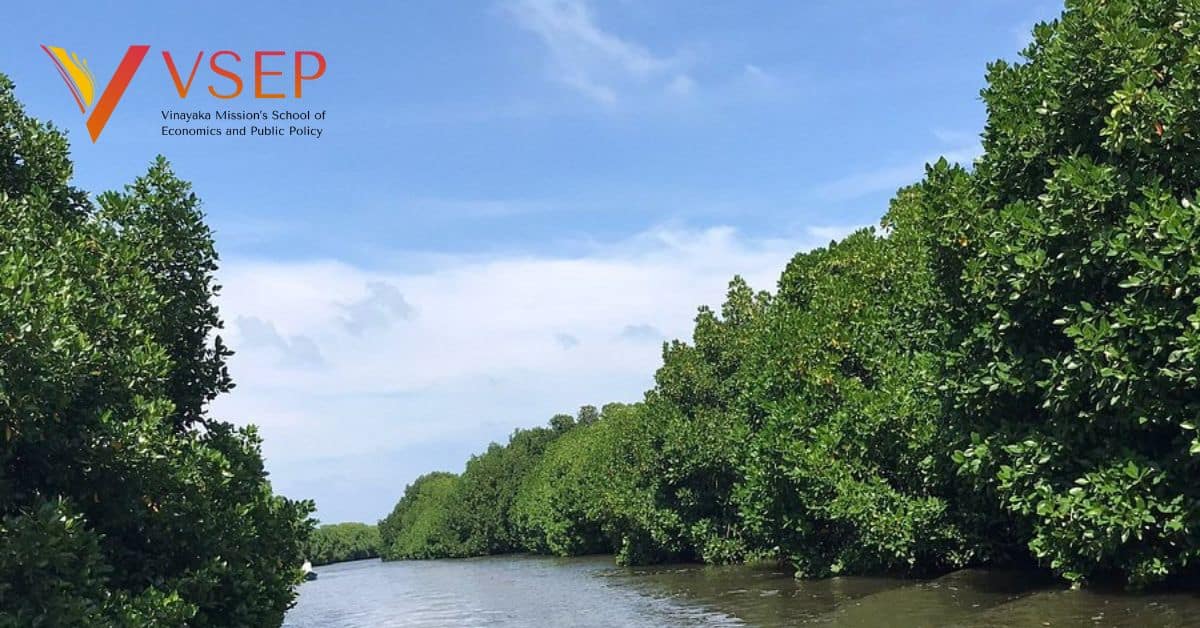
[[162, 51, 203, 97], [86, 45, 150, 142]]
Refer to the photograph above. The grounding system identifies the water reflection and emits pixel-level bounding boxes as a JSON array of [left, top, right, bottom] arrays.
[[284, 555, 1200, 627]]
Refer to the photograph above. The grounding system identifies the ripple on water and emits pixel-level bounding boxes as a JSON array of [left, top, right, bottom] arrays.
[[284, 557, 1200, 628]]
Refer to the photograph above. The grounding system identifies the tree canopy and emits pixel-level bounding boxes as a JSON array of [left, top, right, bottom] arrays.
[[379, 0, 1200, 588], [0, 75, 313, 626], [306, 523, 381, 566]]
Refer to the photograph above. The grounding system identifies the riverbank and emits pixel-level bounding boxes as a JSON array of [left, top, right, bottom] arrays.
[[285, 555, 1200, 627]]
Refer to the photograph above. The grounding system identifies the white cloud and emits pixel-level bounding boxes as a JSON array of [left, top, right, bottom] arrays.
[[665, 74, 695, 97], [506, 0, 684, 104], [554, 332, 580, 349], [341, 281, 415, 335], [235, 316, 325, 367], [618, 323, 662, 342], [743, 64, 779, 89], [806, 224, 870, 243], [209, 225, 851, 517], [812, 139, 981, 202]]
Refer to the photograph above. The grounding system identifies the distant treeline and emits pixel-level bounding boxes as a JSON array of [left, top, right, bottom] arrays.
[[307, 523, 381, 566], [380, 0, 1200, 588]]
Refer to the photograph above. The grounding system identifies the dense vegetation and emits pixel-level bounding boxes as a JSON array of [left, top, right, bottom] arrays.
[[0, 77, 313, 625], [306, 523, 381, 566], [379, 472, 465, 560], [381, 0, 1200, 588]]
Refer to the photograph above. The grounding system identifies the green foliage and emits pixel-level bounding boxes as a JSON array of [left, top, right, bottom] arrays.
[[917, 0, 1200, 586], [513, 423, 613, 556], [633, 278, 769, 565], [377, 407, 603, 561], [514, 403, 653, 559], [451, 425, 558, 555], [734, 216, 977, 578], [95, 162, 233, 430], [306, 523, 381, 566], [378, 473, 465, 560], [0, 76, 313, 626], [381, 0, 1200, 588]]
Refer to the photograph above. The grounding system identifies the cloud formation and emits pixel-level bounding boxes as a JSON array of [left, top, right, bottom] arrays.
[[812, 137, 982, 202], [211, 225, 858, 520], [805, 224, 871, 243], [235, 316, 324, 367], [342, 281, 415, 335], [554, 333, 580, 349], [618, 323, 663, 343], [506, 0, 691, 103]]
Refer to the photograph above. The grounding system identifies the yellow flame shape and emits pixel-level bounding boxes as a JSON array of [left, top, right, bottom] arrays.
[[46, 46, 96, 108]]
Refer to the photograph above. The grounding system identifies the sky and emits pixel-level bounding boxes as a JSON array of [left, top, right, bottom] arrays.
[[2, 0, 1063, 523]]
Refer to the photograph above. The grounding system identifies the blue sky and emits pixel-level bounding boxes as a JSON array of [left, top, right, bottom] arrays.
[[3, 1, 1062, 523]]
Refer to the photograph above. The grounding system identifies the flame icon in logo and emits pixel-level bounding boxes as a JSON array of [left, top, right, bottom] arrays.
[[42, 46, 97, 112], [41, 44, 150, 142]]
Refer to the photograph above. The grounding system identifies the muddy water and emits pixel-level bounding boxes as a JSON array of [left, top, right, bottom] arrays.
[[284, 555, 1200, 627]]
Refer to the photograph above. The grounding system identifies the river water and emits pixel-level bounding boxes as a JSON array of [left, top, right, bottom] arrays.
[[283, 555, 1199, 627]]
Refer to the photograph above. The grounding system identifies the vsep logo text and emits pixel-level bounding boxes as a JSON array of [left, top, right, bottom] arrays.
[[41, 45, 327, 142]]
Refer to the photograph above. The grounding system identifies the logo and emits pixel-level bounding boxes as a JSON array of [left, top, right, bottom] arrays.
[[42, 45, 150, 143], [42, 45, 327, 142]]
